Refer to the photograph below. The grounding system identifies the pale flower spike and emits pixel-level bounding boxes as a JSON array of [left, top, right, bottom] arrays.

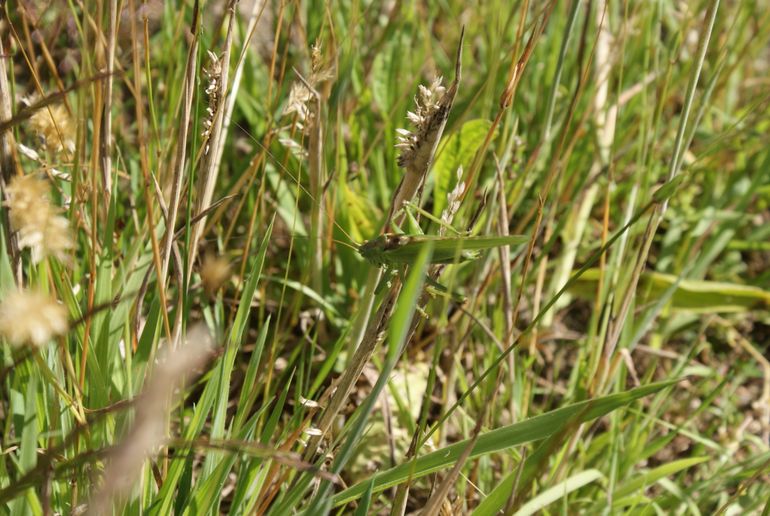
[[440, 166, 466, 233], [395, 76, 447, 169], [202, 50, 223, 154]]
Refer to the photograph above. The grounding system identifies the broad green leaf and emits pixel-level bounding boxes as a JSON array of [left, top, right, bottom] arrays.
[[569, 268, 770, 312], [432, 119, 495, 216], [340, 180, 377, 244], [334, 380, 677, 507], [371, 36, 406, 117]]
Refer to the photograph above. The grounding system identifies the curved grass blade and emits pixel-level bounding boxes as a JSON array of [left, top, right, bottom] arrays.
[[332, 380, 677, 507]]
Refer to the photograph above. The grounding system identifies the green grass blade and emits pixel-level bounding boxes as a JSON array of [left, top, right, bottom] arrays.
[[334, 380, 677, 507], [304, 242, 433, 513], [570, 268, 770, 312], [353, 478, 375, 516]]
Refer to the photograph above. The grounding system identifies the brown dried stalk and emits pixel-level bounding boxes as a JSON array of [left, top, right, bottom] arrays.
[[0, 36, 23, 282], [160, 1, 200, 289]]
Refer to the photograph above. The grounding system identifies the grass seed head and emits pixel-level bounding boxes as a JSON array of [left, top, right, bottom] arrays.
[[29, 104, 75, 157], [440, 166, 466, 233], [5, 174, 74, 264], [283, 81, 313, 122], [0, 288, 68, 347], [201, 51, 223, 154], [396, 77, 447, 169], [200, 253, 231, 296]]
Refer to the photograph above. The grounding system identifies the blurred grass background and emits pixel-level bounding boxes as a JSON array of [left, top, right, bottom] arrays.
[[1, 0, 769, 513]]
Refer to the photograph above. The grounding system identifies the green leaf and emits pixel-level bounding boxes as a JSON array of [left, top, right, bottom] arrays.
[[19, 375, 38, 474], [11, 375, 41, 516], [569, 268, 770, 312], [204, 217, 274, 472], [340, 183, 377, 243], [353, 478, 375, 516], [0, 224, 15, 293], [232, 317, 272, 433], [432, 119, 494, 216], [266, 165, 307, 237], [334, 380, 677, 507], [151, 219, 275, 516]]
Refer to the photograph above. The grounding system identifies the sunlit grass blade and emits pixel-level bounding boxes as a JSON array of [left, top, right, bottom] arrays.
[[332, 380, 677, 508]]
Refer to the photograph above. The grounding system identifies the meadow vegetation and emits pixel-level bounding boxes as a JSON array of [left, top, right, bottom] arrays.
[[0, 0, 769, 514]]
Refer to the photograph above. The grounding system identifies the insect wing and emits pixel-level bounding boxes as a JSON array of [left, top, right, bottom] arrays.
[[389, 234, 528, 265], [431, 235, 529, 252]]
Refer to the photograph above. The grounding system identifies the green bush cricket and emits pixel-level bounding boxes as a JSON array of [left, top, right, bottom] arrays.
[[358, 233, 529, 268]]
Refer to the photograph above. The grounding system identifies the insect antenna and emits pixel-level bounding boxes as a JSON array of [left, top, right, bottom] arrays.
[[331, 238, 360, 252], [466, 187, 490, 232]]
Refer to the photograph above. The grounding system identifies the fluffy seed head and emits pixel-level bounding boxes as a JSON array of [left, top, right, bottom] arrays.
[[29, 104, 75, 157], [5, 174, 74, 264], [200, 254, 231, 296], [283, 82, 313, 122], [281, 41, 332, 126], [0, 289, 68, 347]]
